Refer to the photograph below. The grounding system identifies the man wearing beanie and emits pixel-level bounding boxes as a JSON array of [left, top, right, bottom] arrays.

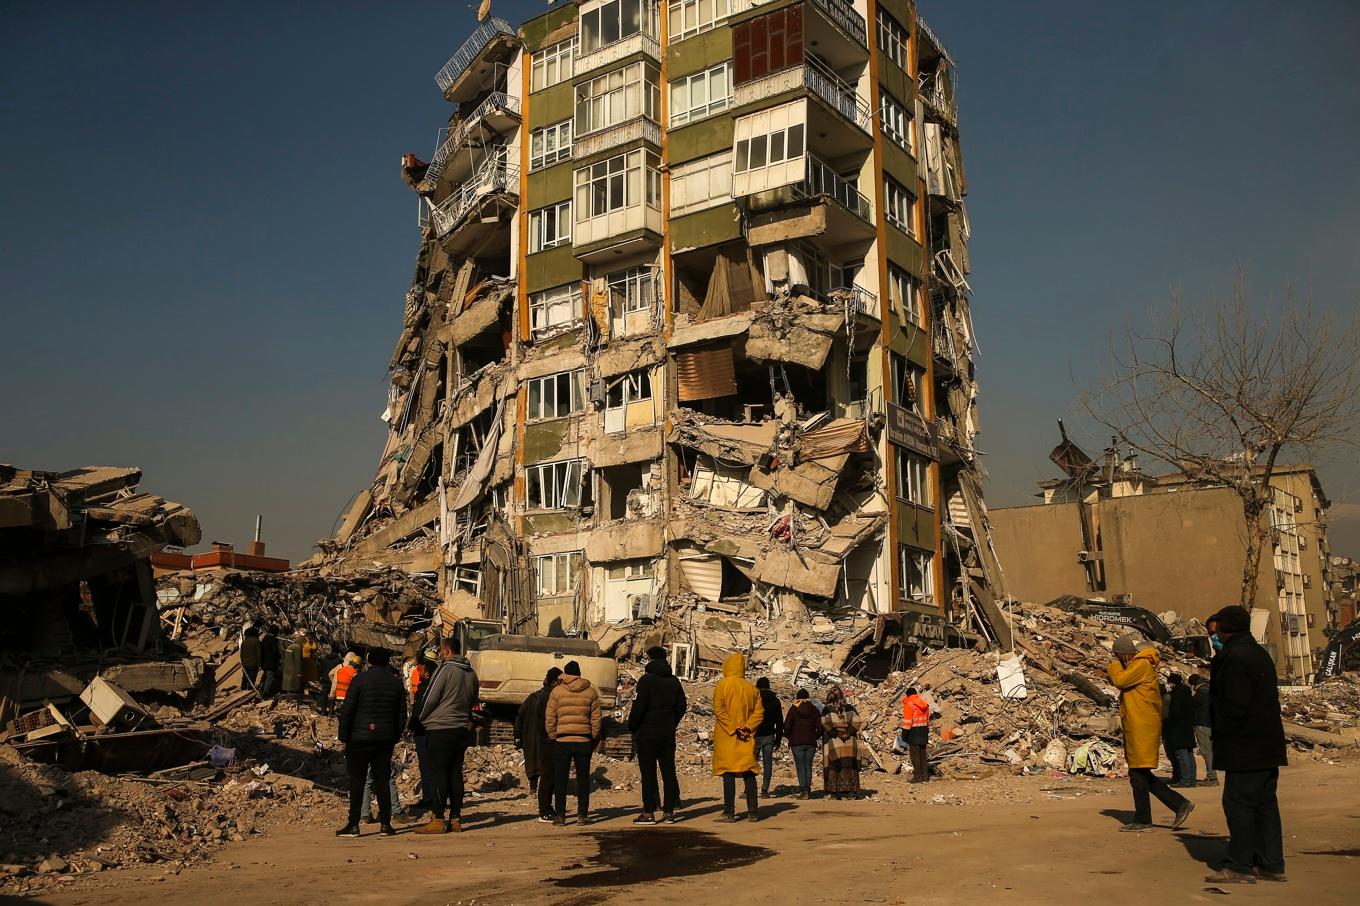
[[335, 649, 406, 837], [546, 660, 602, 825], [1108, 633, 1193, 833], [628, 646, 687, 824], [1205, 605, 1288, 884]]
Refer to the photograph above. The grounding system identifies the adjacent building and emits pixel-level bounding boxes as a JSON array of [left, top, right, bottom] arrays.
[[326, 0, 1009, 651], [991, 436, 1336, 683]]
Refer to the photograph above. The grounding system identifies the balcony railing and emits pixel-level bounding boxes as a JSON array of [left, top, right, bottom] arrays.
[[828, 285, 879, 319], [429, 159, 520, 236], [574, 32, 661, 77], [791, 155, 872, 222], [730, 0, 866, 47], [919, 71, 958, 127], [425, 93, 521, 185], [734, 57, 871, 134], [574, 116, 661, 158], [435, 18, 516, 93]]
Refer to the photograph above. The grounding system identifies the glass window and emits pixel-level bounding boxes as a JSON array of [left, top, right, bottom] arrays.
[[667, 0, 728, 41], [888, 263, 921, 326], [881, 92, 915, 154], [884, 176, 916, 236], [529, 284, 585, 337], [876, 9, 908, 70], [527, 370, 586, 420], [530, 120, 573, 171], [606, 369, 653, 409], [528, 201, 572, 253], [531, 38, 576, 91], [534, 551, 581, 596], [670, 63, 732, 126], [574, 150, 661, 218], [580, 0, 659, 54], [575, 62, 660, 135], [895, 448, 932, 507], [670, 151, 732, 213], [606, 266, 656, 314]]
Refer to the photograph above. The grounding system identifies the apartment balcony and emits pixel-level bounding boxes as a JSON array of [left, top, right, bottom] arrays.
[[734, 57, 872, 149], [425, 93, 522, 187], [741, 154, 874, 243], [574, 32, 661, 79], [731, 0, 867, 68], [827, 285, 880, 322], [428, 159, 520, 256], [572, 205, 664, 263], [435, 18, 520, 103], [573, 116, 661, 160]]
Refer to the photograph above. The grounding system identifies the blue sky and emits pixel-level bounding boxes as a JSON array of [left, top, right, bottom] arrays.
[[2, 0, 1357, 562]]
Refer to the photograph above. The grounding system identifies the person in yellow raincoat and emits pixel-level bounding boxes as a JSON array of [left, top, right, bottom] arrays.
[[712, 653, 764, 822], [1108, 634, 1193, 833]]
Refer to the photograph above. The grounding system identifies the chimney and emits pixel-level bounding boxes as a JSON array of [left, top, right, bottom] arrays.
[[248, 514, 266, 557]]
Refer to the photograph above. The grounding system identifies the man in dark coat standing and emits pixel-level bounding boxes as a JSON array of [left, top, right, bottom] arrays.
[[753, 678, 784, 797], [516, 666, 562, 822], [258, 624, 281, 698], [335, 649, 406, 837], [628, 646, 687, 824], [1163, 673, 1197, 787], [1205, 605, 1288, 884]]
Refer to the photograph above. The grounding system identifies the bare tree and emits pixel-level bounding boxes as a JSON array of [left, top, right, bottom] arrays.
[[1081, 278, 1360, 608]]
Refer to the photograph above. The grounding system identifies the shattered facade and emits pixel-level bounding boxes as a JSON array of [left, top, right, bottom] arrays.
[[327, 0, 1008, 651]]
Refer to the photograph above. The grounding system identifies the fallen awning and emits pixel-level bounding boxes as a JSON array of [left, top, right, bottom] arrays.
[[799, 418, 873, 459]]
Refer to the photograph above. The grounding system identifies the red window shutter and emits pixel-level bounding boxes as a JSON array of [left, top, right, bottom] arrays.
[[750, 15, 768, 79], [733, 22, 751, 84], [788, 5, 804, 67], [768, 9, 785, 72]]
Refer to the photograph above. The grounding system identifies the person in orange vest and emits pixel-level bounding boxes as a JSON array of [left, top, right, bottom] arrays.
[[900, 687, 932, 783], [329, 651, 361, 717]]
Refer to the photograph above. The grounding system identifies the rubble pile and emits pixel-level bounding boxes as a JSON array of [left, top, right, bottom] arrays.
[[1282, 675, 1360, 744]]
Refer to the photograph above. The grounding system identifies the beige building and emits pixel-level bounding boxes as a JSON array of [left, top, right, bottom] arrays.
[[991, 441, 1334, 683]]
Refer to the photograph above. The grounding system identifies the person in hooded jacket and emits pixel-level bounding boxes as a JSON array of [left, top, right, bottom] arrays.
[[628, 646, 688, 824], [783, 689, 822, 799], [547, 660, 603, 826], [405, 647, 439, 816], [712, 653, 763, 822], [335, 649, 406, 838], [1204, 605, 1288, 884], [516, 666, 562, 822], [1163, 673, 1197, 787], [1108, 634, 1193, 833], [415, 637, 479, 834]]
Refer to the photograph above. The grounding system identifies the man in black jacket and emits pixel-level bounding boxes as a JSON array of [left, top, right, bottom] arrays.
[[628, 646, 687, 825], [1205, 605, 1288, 884], [753, 678, 784, 797], [335, 649, 407, 838], [1163, 673, 1197, 787], [515, 666, 562, 822]]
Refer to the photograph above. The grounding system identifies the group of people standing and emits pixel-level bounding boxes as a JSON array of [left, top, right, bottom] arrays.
[[238, 624, 319, 699], [1108, 604, 1288, 884]]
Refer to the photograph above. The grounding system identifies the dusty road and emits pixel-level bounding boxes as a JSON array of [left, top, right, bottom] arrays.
[[21, 759, 1357, 906]]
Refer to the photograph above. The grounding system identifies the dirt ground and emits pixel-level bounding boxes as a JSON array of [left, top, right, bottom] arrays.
[[17, 758, 1357, 906]]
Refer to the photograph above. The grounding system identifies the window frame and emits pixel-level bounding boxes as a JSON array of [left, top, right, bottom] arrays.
[[534, 551, 582, 597], [881, 91, 915, 155], [876, 9, 908, 70], [527, 370, 586, 421], [529, 284, 585, 338], [669, 62, 732, 126], [606, 266, 656, 315], [525, 459, 586, 511], [667, 0, 729, 42], [605, 368, 654, 410], [528, 200, 573, 253], [529, 120, 574, 171], [579, 0, 660, 55], [897, 544, 934, 604], [895, 448, 932, 508], [531, 38, 576, 92], [669, 150, 733, 214], [574, 149, 662, 220], [884, 175, 917, 236], [575, 61, 661, 136], [888, 263, 922, 327]]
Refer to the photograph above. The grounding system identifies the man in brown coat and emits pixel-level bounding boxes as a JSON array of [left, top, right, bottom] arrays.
[[546, 661, 602, 826]]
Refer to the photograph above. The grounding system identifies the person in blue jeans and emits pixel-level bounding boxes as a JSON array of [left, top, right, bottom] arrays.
[[781, 689, 823, 800], [362, 755, 402, 821], [753, 678, 783, 797]]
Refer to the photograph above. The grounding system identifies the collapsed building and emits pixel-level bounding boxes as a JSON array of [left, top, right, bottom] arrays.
[[324, 0, 1011, 669]]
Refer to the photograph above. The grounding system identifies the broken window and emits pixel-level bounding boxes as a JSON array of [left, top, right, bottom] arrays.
[[604, 369, 654, 433], [690, 456, 766, 507], [891, 352, 925, 413], [528, 201, 572, 253], [530, 120, 573, 171], [895, 448, 932, 507], [529, 284, 584, 337], [534, 551, 581, 597], [607, 266, 656, 316], [599, 463, 645, 520], [525, 458, 586, 510], [527, 369, 586, 420], [452, 566, 482, 596], [898, 544, 934, 604]]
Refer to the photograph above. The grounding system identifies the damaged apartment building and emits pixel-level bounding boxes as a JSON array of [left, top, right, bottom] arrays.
[[324, 0, 1009, 651]]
